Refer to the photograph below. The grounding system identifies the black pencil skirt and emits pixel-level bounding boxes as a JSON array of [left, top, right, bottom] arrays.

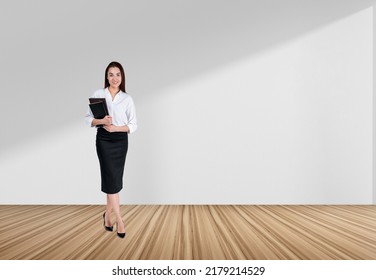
[[96, 127, 128, 194]]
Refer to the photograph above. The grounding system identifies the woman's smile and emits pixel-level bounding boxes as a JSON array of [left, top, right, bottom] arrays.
[[107, 67, 122, 90]]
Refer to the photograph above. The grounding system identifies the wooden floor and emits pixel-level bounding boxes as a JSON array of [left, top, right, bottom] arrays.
[[0, 205, 375, 260]]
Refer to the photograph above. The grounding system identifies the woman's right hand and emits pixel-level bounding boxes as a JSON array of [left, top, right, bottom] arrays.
[[102, 116, 112, 126]]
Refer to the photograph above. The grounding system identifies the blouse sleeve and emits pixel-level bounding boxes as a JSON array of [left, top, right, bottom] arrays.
[[84, 106, 95, 127], [126, 97, 137, 133], [84, 91, 98, 127]]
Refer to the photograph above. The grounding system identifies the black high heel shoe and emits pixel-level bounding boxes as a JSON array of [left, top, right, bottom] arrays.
[[103, 212, 113, 232], [116, 223, 126, 239]]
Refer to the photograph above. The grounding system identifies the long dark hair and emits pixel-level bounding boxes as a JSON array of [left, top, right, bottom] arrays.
[[104, 61, 126, 92]]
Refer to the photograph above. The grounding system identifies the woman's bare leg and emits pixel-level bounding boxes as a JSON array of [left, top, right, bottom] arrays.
[[108, 193, 125, 233], [104, 195, 113, 227]]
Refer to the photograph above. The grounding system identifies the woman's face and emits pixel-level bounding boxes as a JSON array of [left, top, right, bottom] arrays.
[[107, 67, 122, 89]]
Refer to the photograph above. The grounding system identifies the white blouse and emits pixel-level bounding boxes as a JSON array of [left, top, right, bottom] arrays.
[[85, 88, 137, 133]]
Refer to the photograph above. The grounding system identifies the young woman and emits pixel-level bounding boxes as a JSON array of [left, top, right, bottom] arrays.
[[85, 61, 137, 238]]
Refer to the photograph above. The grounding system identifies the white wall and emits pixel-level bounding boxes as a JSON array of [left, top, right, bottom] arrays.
[[373, 5, 376, 204], [0, 0, 374, 204]]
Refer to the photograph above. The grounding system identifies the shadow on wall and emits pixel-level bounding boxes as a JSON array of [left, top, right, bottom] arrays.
[[0, 0, 374, 153]]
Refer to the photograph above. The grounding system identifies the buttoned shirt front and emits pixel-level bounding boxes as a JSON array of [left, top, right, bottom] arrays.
[[85, 88, 137, 133]]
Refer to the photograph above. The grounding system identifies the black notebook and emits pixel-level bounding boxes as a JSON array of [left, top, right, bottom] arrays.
[[89, 101, 108, 119], [89, 98, 109, 127], [89, 98, 109, 115]]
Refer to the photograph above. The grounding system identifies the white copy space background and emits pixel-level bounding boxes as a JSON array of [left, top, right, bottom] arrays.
[[0, 0, 374, 204]]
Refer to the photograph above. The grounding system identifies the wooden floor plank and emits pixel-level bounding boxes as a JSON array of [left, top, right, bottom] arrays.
[[0, 205, 375, 260]]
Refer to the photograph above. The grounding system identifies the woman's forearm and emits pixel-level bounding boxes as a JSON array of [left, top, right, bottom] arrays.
[[92, 116, 112, 127], [115, 125, 130, 133], [102, 124, 130, 133], [92, 118, 105, 126]]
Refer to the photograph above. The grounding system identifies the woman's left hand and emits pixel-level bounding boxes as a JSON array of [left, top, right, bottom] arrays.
[[103, 125, 118, 133]]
